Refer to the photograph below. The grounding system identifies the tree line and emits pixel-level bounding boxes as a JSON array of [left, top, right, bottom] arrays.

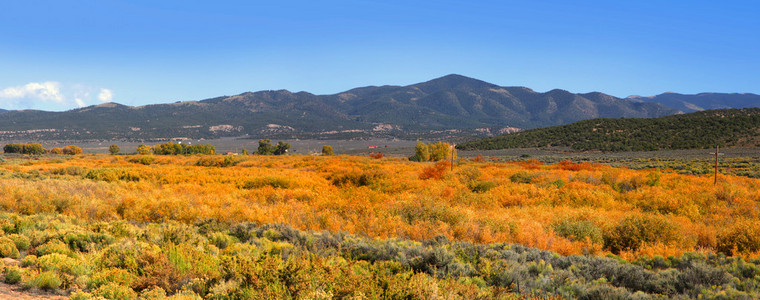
[[148, 142, 216, 155], [3, 143, 82, 155]]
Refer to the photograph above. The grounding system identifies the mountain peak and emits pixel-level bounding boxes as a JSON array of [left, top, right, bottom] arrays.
[[94, 102, 121, 108], [412, 74, 497, 92]]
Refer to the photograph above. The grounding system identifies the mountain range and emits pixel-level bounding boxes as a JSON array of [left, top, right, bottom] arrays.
[[0, 74, 756, 141], [627, 93, 760, 113]]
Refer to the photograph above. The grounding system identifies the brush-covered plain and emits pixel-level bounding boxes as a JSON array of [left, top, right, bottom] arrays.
[[0, 153, 759, 298]]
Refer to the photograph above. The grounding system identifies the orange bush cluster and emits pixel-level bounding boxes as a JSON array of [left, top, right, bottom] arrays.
[[0, 154, 759, 260]]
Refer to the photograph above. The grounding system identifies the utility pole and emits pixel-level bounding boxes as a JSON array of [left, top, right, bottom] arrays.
[[450, 144, 456, 172], [714, 145, 719, 185]]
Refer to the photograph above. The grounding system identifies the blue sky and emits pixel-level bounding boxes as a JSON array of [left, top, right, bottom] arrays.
[[1, 0, 758, 111]]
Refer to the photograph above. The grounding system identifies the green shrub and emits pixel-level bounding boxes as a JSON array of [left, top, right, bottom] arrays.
[[69, 291, 94, 300], [21, 255, 37, 267], [142, 222, 205, 246], [509, 171, 536, 184], [0, 218, 15, 234], [26, 271, 62, 290], [469, 181, 497, 193], [34, 239, 71, 256], [85, 168, 143, 182], [50, 166, 87, 176], [604, 215, 679, 253], [0, 237, 19, 258], [6, 234, 30, 251], [222, 155, 239, 167], [129, 156, 156, 165], [553, 218, 603, 244], [194, 155, 241, 167], [89, 268, 137, 290], [328, 170, 386, 187], [716, 221, 760, 256], [93, 282, 137, 300], [84, 168, 119, 182], [35, 253, 77, 272], [195, 156, 225, 167], [62, 230, 114, 252], [139, 286, 168, 299], [240, 177, 293, 189], [4, 266, 22, 284], [208, 232, 235, 250]]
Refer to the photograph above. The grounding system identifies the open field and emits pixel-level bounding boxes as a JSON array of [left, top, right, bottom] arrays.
[[0, 152, 759, 298]]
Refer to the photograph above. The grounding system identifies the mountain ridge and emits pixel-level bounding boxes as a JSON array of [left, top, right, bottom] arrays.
[[0, 74, 755, 141], [627, 92, 760, 113]]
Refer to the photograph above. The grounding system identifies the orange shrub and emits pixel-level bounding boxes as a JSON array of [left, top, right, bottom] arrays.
[[419, 161, 450, 180], [556, 160, 601, 171]]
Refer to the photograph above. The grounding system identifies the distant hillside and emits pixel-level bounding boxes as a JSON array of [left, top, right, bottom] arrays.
[[628, 92, 760, 113], [0, 74, 678, 141], [457, 108, 760, 152]]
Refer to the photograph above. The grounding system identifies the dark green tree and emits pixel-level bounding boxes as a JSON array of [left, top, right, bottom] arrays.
[[274, 141, 291, 155], [3, 144, 23, 154], [321, 145, 334, 156], [109, 144, 120, 155], [257, 139, 274, 155]]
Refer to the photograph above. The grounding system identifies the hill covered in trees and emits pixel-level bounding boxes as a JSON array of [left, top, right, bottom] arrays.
[[457, 108, 760, 152]]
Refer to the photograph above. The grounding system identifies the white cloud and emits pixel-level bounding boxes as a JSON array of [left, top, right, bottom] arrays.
[[0, 81, 64, 102], [0, 82, 115, 111], [97, 88, 114, 102]]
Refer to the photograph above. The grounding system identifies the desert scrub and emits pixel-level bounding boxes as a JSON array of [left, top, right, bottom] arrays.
[[0, 237, 19, 258], [34, 253, 78, 272], [208, 232, 236, 249], [64, 230, 116, 252], [24, 270, 62, 290], [92, 282, 137, 299], [4, 266, 22, 284], [34, 239, 71, 256], [88, 268, 137, 290], [6, 234, 31, 251]]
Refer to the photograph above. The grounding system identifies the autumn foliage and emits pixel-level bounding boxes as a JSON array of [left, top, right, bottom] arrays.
[[0, 153, 758, 262]]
